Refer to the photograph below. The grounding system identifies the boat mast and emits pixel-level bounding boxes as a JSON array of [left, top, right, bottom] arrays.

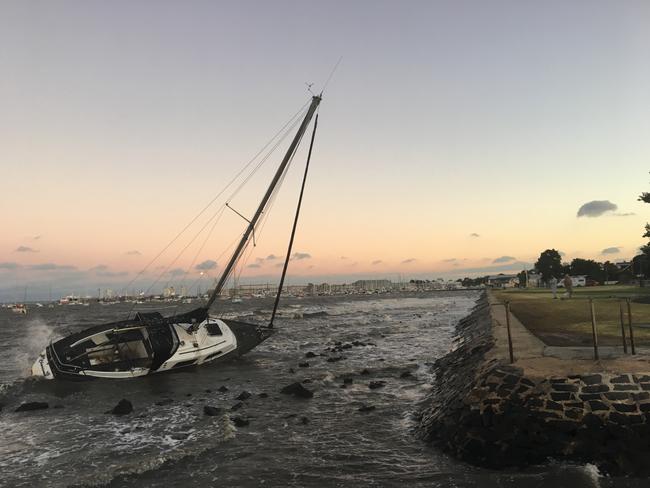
[[269, 114, 319, 328], [203, 95, 321, 311]]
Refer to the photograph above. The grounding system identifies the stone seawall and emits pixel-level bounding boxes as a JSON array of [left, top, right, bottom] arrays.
[[417, 292, 650, 476]]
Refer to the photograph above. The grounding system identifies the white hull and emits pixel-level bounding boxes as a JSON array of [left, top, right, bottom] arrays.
[[32, 317, 246, 380]]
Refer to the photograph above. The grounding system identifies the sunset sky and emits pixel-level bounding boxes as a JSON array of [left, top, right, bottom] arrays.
[[1, 0, 649, 299]]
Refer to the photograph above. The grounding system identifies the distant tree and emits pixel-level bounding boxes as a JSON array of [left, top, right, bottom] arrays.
[[569, 258, 604, 282], [603, 261, 620, 283], [535, 249, 564, 282], [633, 254, 649, 279], [640, 177, 650, 260], [517, 270, 527, 288]]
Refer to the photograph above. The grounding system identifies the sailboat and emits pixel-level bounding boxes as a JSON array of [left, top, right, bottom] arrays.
[[31, 94, 322, 380]]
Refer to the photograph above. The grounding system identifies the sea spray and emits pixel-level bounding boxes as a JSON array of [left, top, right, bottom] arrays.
[[15, 318, 59, 377]]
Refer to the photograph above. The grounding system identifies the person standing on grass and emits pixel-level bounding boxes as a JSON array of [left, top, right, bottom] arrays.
[[550, 276, 558, 299], [563, 274, 573, 298]]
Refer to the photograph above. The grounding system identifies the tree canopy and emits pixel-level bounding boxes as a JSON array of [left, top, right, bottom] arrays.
[[534, 249, 564, 282]]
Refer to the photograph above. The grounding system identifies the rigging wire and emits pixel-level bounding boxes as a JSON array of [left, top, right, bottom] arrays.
[[120, 98, 312, 297], [152, 105, 307, 298]]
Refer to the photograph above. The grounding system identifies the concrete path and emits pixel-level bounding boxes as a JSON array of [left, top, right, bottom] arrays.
[[487, 292, 650, 379]]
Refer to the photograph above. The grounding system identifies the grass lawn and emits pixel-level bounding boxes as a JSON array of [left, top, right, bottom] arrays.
[[493, 286, 650, 347]]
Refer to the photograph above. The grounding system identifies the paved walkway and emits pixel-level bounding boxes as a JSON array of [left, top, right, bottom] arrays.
[[487, 292, 650, 379]]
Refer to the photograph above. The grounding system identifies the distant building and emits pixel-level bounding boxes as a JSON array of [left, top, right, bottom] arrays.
[[557, 275, 587, 287], [526, 271, 542, 288], [615, 261, 632, 272], [352, 279, 392, 291], [486, 274, 519, 288]]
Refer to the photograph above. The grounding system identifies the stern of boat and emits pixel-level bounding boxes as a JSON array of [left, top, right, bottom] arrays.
[[221, 320, 274, 356]]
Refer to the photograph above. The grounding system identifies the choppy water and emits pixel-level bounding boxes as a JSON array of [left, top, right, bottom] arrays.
[[0, 292, 643, 487]]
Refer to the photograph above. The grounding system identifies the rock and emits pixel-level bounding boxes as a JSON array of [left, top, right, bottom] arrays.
[[289, 368, 296, 374], [400, 371, 414, 379], [53, 404, 65, 409], [298, 362, 310, 368], [299, 416, 310, 425], [218, 386, 229, 392], [305, 351, 317, 358], [236, 391, 252, 401], [170, 433, 190, 441], [327, 356, 343, 363], [258, 392, 269, 398], [205, 389, 212, 393], [368, 381, 386, 390], [156, 399, 174, 406], [231, 416, 249, 427], [280, 382, 314, 399], [105, 399, 133, 416], [231, 402, 244, 411], [15, 402, 49, 412], [360, 369, 370, 375], [186, 393, 192, 397], [204, 405, 223, 416], [611, 375, 631, 384], [343, 378, 353, 384], [358, 405, 376, 412]]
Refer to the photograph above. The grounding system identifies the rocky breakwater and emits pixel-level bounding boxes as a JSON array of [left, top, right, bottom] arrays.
[[417, 293, 650, 476]]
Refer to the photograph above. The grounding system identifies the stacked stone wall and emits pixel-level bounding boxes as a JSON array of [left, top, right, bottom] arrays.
[[417, 293, 650, 476]]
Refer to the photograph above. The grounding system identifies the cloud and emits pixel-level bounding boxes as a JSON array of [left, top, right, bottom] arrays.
[[96, 269, 129, 277], [168, 268, 185, 276], [577, 200, 617, 218], [266, 254, 280, 260], [443, 258, 457, 263], [601, 247, 621, 255], [0, 262, 21, 270], [195, 260, 217, 271], [28, 263, 76, 271], [32, 235, 42, 240], [613, 212, 635, 217], [125, 250, 141, 256], [292, 252, 311, 260], [247, 263, 261, 268], [90, 265, 109, 271], [15, 245, 38, 253], [469, 233, 480, 238], [493, 256, 516, 263], [402, 258, 416, 264], [371, 260, 383, 265]]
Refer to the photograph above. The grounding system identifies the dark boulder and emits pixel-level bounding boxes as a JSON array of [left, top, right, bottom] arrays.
[[15, 402, 49, 412], [343, 378, 353, 384], [258, 392, 269, 398], [358, 405, 376, 412], [300, 416, 310, 425], [236, 391, 252, 401], [203, 405, 223, 416], [105, 399, 133, 416], [327, 356, 343, 363], [298, 362, 310, 368], [280, 382, 314, 399], [400, 371, 414, 379], [231, 416, 249, 427], [230, 402, 244, 411], [360, 369, 370, 375], [368, 381, 386, 390], [156, 399, 174, 406], [218, 386, 229, 392], [305, 351, 317, 358]]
